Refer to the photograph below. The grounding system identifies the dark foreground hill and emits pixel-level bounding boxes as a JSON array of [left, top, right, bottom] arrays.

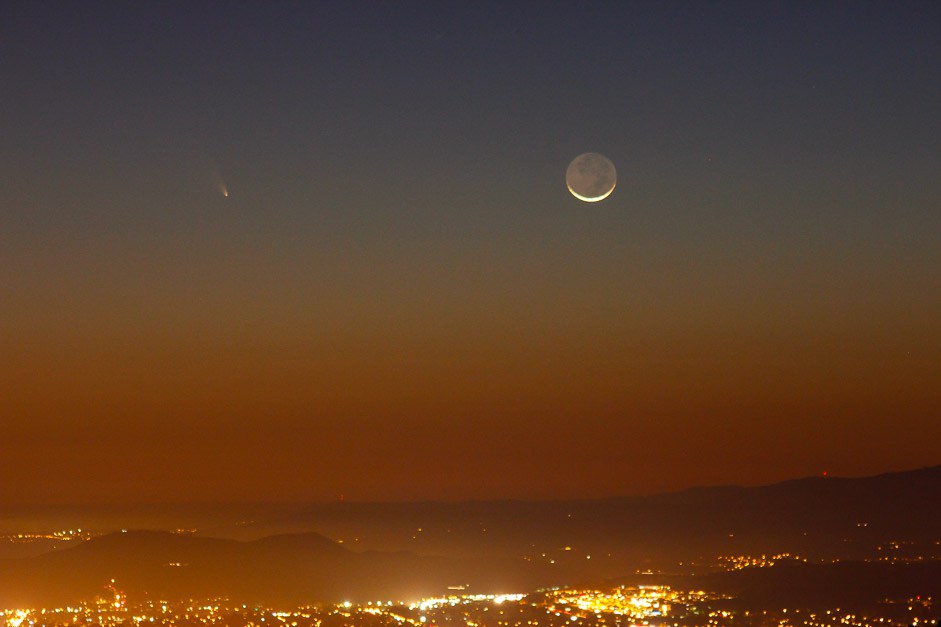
[[703, 560, 941, 607], [3, 530, 940, 609], [2, 530, 940, 609], [613, 560, 941, 609]]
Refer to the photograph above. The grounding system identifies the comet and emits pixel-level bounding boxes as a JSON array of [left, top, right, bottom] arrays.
[[206, 159, 230, 198]]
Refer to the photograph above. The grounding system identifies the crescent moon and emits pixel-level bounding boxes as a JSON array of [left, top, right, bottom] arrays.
[[566, 153, 616, 202]]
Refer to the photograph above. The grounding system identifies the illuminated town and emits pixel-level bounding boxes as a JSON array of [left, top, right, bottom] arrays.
[[0, 530, 99, 545], [1, 584, 936, 627]]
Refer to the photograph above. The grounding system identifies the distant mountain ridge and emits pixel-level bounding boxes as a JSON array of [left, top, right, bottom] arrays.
[[272, 464, 941, 562]]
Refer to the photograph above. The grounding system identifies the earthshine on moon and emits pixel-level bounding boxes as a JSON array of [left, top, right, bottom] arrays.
[[566, 153, 616, 202]]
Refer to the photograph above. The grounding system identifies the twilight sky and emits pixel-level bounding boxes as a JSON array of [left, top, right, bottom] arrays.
[[1, 2, 939, 506]]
